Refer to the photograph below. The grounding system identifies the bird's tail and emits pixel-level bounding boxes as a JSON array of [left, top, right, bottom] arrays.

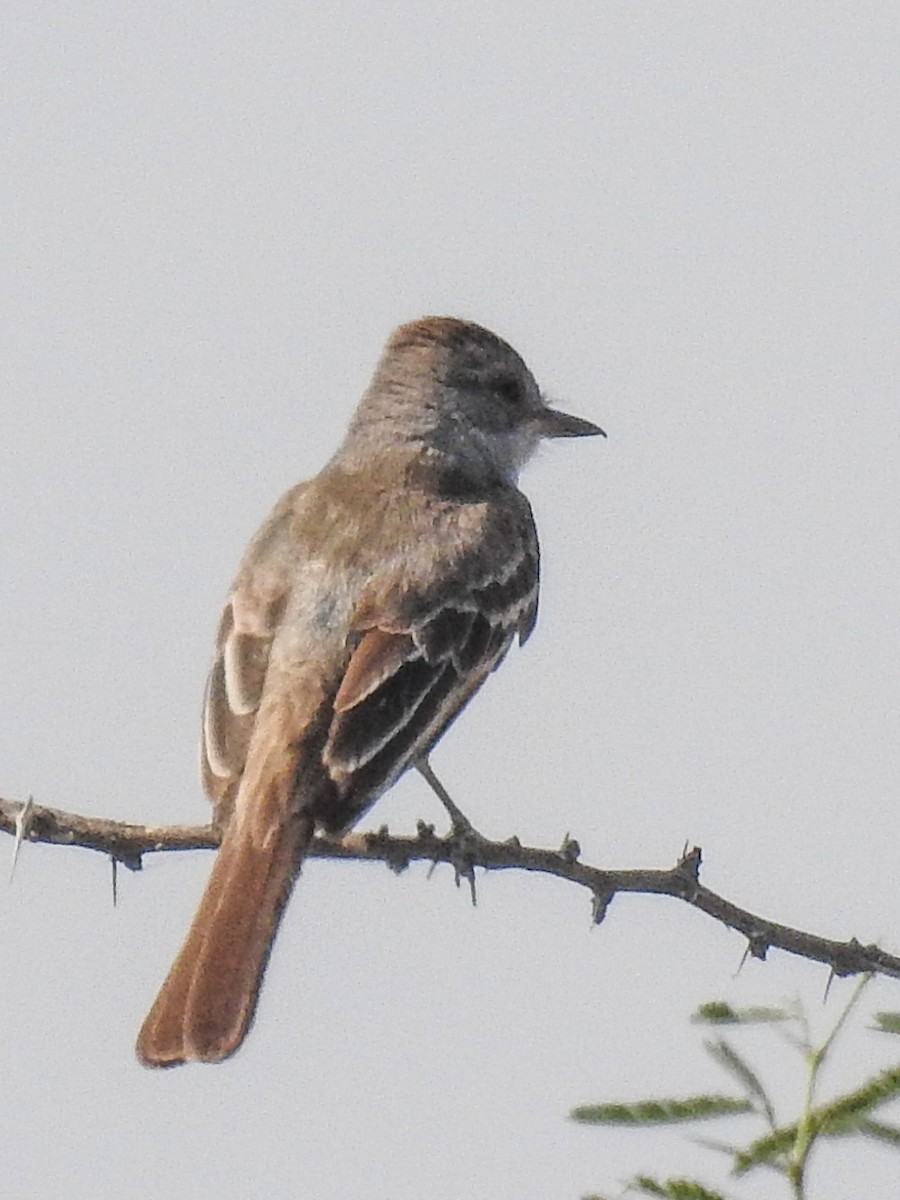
[[136, 790, 315, 1068]]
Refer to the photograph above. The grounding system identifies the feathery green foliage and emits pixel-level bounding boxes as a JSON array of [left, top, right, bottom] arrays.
[[632, 1180, 728, 1200], [693, 1001, 793, 1026], [572, 1097, 751, 1125], [575, 975, 900, 1198], [872, 1011, 900, 1035]]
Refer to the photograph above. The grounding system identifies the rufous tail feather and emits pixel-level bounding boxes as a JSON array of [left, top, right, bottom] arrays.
[[136, 807, 314, 1067]]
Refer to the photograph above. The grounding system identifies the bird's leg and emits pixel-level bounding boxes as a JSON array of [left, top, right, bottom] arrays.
[[415, 758, 479, 834], [415, 757, 486, 904]]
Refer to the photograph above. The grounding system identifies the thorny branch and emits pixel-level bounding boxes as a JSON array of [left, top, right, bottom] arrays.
[[1, 792, 898, 983]]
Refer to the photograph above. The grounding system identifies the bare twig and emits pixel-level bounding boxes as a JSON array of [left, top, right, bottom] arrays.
[[1, 793, 897, 982]]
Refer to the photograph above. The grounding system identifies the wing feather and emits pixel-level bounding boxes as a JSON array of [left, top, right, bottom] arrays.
[[200, 484, 308, 814], [323, 501, 539, 812]]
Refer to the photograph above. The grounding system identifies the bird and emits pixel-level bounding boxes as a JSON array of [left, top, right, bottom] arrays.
[[136, 316, 603, 1067]]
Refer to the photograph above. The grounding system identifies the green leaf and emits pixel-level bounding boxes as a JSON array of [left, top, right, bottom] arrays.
[[815, 1065, 900, 1126], [693, 1002, 792, 1026], [857, 1119, 900, 1148], [872, 1012, 900, 1035], [631, 1181, 668, 1197], [704, 1038, 775, 1127], [733, 1067, 900, 1173], [570, 1096, 752, 1126], [632, 1177, 730, 1199], [733, 1124, 796, 1174]]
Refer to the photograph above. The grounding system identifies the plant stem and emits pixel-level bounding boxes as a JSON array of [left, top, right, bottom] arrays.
[[787, 974, 873, 1194]]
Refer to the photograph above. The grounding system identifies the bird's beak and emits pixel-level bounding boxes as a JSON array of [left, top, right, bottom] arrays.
[[534, 406, 606, 439]]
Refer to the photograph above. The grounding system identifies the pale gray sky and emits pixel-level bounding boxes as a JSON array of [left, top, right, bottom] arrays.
[[2, 4, 899, 1197]]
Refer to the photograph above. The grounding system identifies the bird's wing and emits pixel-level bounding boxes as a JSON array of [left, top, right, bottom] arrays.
[[200, 485, 308, 816], [323, 493, 539, 812]]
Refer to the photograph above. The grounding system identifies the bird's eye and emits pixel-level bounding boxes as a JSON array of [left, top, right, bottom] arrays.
[[494, 375, 524, 405]]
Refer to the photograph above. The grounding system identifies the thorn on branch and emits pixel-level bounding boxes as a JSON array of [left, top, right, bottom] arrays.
[[592, 890, 613, 926], [677, 845, 702, 880], [832, 937, 867, 977], [559, 834, 581, 863], [456, 861, 477, 907], [746, 930, 770, 961], [366, 826, 411, 875], [824, 968, 837, 1002], [9, 795, 35, 882], [113, 850, 143, 873], [445, 831, 479, 906]]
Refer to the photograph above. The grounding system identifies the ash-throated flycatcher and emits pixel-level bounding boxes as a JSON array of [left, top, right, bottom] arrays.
[[136, 317, 602, 1067]]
